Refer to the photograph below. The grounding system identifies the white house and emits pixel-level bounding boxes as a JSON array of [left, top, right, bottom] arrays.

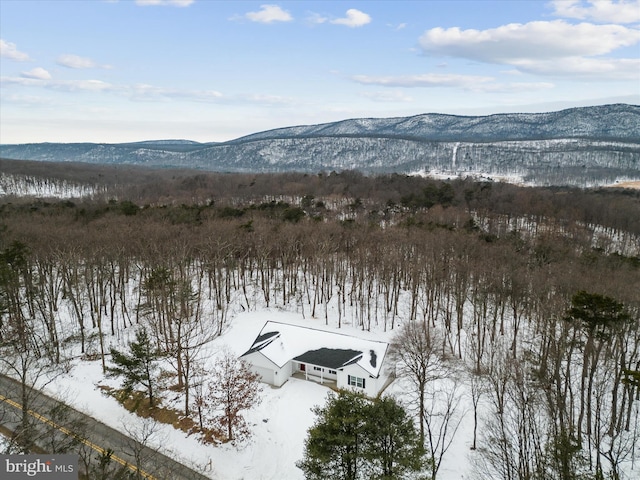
[[240, 321, 393, 398]]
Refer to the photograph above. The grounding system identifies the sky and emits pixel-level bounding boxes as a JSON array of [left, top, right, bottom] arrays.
[[1, 0, 639, 144]]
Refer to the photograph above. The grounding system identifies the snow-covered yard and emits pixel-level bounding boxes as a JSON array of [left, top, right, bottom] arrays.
[[37, 308, 476, 479]]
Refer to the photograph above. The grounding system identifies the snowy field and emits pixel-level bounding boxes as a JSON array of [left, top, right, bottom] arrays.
[[37, 308, 476, 480]]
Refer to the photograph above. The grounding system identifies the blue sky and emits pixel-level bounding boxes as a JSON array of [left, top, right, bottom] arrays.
[[1, 0, 639, 143]]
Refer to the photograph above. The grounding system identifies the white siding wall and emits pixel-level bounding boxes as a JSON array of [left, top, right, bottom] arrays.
[[251, 365, 274, 385], [243, 352, 292, 387], [273, 361, 292, 387], [337, 364, 383, 398]]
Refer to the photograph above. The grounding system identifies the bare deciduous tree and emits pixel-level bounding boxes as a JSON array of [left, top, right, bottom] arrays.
[[390, 321, 444, 446], [201, 349, 262, 442]]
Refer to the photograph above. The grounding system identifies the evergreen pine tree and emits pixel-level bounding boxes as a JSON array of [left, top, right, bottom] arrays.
[[297, 390, 424, 480], [107, 329, 160, 408], [297, 390, 368, 480], [363, 396, 425, 479]]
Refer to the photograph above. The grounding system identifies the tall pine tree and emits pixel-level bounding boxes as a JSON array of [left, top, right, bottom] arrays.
[[107, 329, 161, 408], [297, 390, 424, 480], [363, 396, 425, 479]]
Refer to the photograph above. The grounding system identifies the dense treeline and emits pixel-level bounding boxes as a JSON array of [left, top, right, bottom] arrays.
[[0, 172, 638, 377], [1, 168, 639, 478], [1, 159, 639, 235]]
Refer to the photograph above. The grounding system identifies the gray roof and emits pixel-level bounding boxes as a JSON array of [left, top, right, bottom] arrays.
[[293, 348, 362, 370]]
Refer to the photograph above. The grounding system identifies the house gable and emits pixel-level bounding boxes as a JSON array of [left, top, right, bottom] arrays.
[[338, 361, 388, 398], [242, 349, 282, 370]]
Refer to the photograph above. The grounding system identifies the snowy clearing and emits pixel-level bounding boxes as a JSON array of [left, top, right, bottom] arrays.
[[33, 308, 477, 480]]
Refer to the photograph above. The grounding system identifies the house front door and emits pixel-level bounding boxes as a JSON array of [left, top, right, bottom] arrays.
[[300, 363, 306, 372]]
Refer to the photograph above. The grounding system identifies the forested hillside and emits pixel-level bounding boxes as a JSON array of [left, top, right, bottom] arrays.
[[1, 167, 639, 478], [2, 104, 638, 186]]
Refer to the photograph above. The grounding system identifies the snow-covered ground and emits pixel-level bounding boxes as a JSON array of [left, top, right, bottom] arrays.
[[0, 173, 105, 199], [411, 168, 530, 187], [38, 308, 475, 480]]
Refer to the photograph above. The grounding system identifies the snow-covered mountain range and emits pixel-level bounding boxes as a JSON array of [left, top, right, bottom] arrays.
[[2, 104, 639, 186]]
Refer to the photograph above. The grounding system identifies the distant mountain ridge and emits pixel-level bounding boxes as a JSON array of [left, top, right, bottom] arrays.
[[2, 104, 639, 187], [230, 104, 640, 143]]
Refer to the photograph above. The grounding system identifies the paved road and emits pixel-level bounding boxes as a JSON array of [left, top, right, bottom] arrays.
[[0, 374, 212, 479]]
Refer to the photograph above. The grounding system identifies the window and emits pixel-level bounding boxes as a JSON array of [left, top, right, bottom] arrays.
[[314, 366, 323, 372], [348, 375, 365, 389], [328, 370, 337, 375]]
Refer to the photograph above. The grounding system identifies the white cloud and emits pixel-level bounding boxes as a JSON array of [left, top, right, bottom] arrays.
[[238, 93, 293, 105], [1, 77, 42, 87], [351, 73, 554, 94], [135, 0, 194, 6], [1, 76, 116, 92], [133, 84, 224, 102], [56, 54, 112, 70], [56, 54, 96, 68], [53, 79, 116, 92], [549, 0, 640, 23], [21, 67, 51, 80], [57, 54, 98, 69], [128, 85, 292, 105], [471, 82, 555, 93], [0, 39, 30, 61], [0, 75, 294, 106], [419, 21, 639, 62], [418, 20, 640, 79], [515, 56, 640, 80], [1, 94, 55, 106], [501, 69, 524, 76], [352, 73, 495, 88], [361, 90, 414, 103], [306, 12, 328, 25], [244, 4, 293, 23], [331, 9, 371, 28]]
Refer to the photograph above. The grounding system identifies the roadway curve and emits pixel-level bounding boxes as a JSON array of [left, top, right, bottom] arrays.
[[0, 374, 212, 479]]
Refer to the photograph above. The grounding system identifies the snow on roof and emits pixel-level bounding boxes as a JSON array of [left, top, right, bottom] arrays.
[[241, 321, 389, 377], [242, 331, 280, 356]]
